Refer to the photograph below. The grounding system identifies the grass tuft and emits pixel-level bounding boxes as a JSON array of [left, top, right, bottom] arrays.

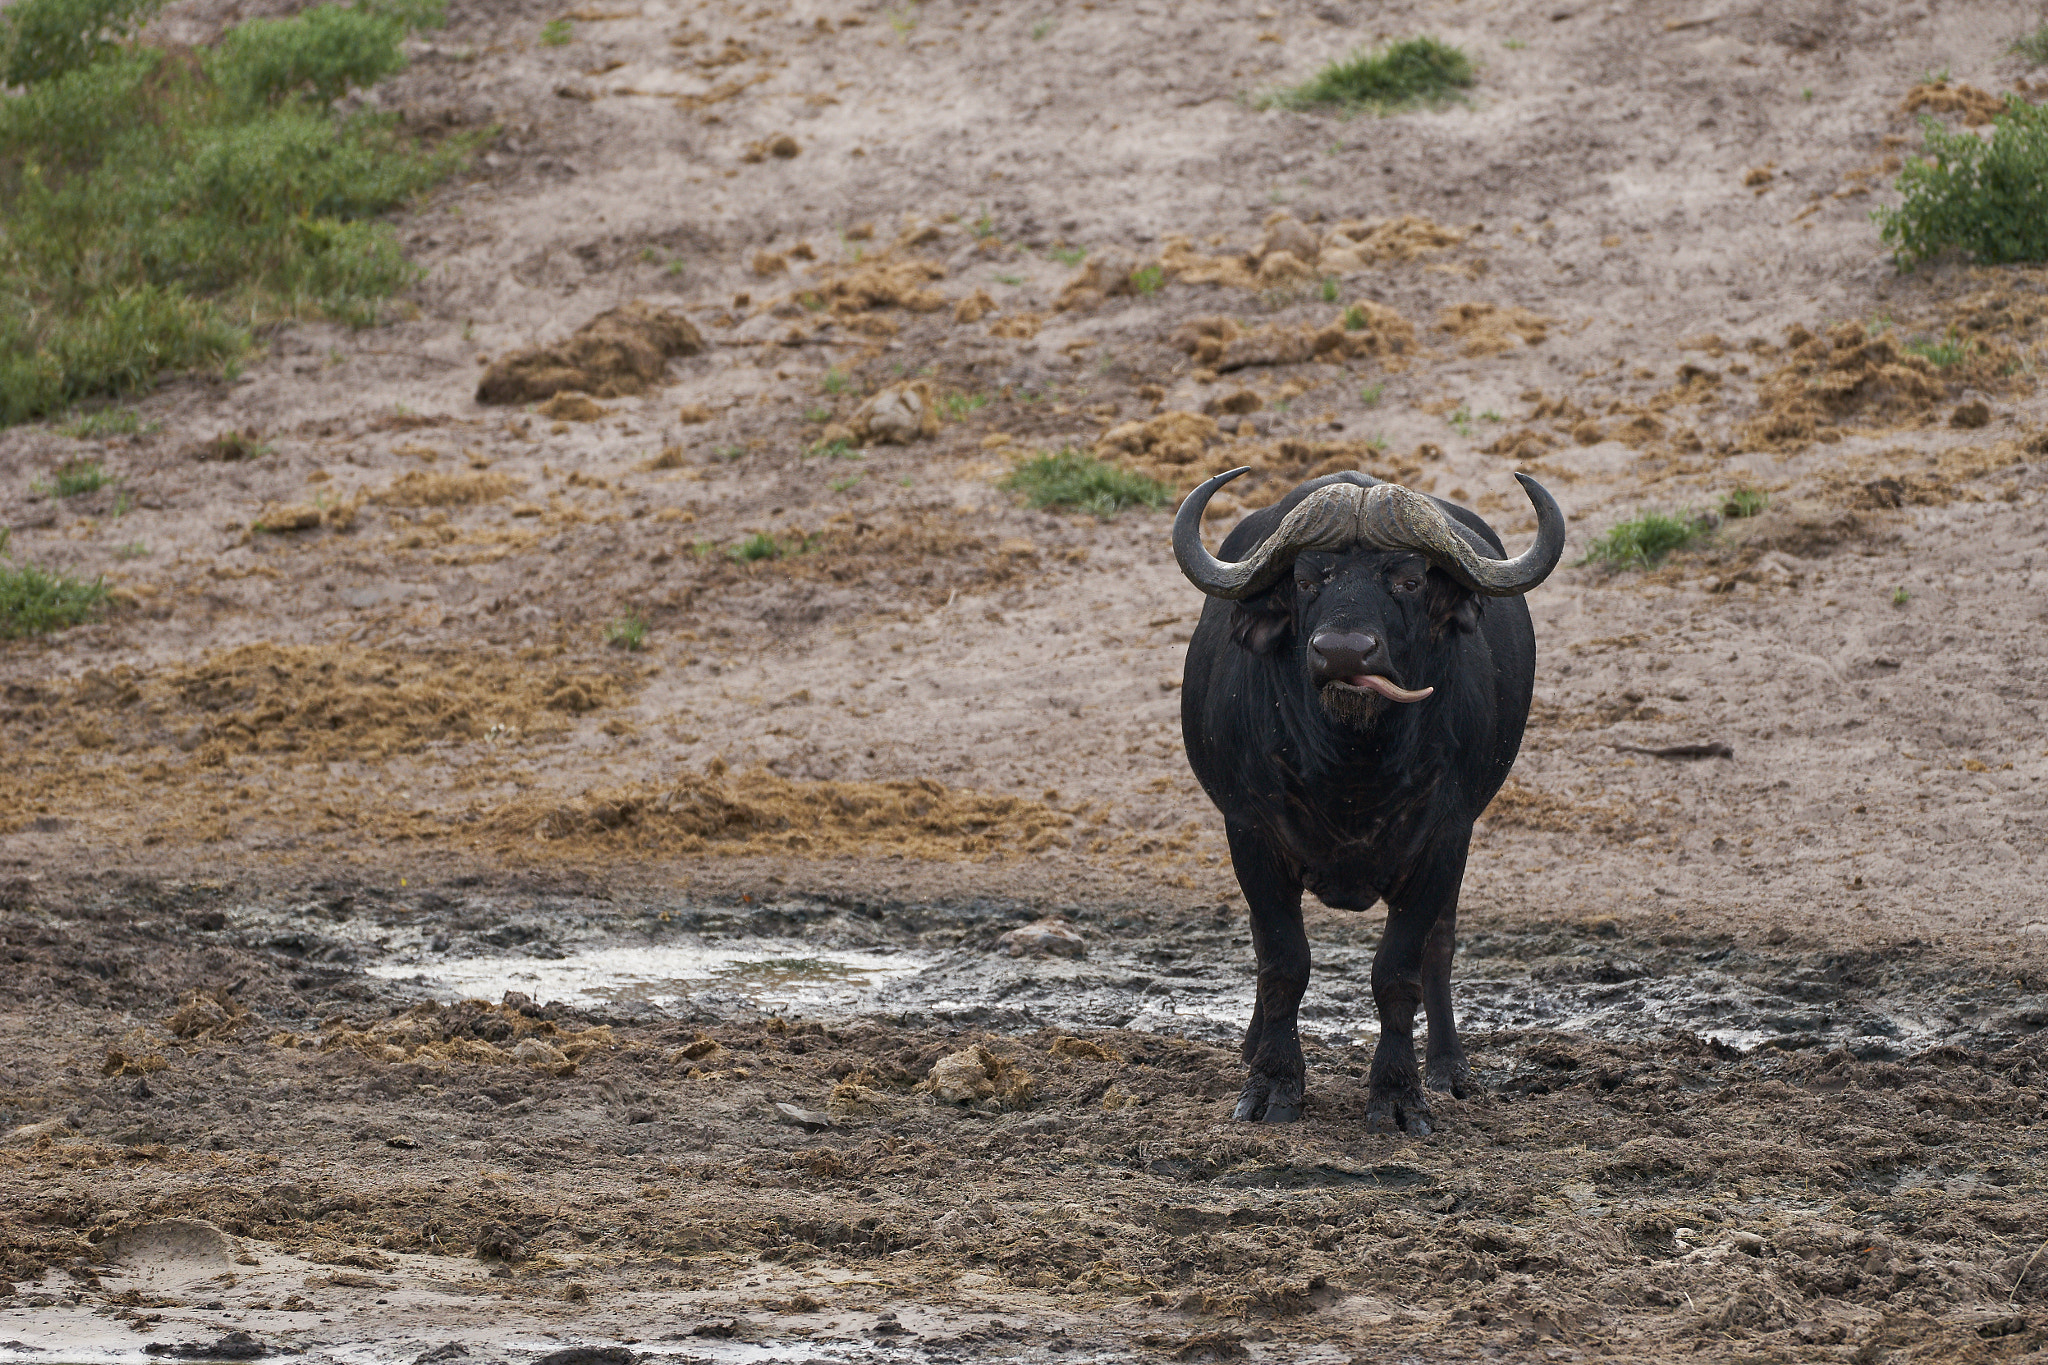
[[1719, 486, 1769, 519], [2017, 23, 2048, 64], [1264, 36, 1475, 113], [0, 556, 108, 637], [0, 0, 469, 427], [603, 614, 646, 651], [1000, 448, 1172, 518], [1580, 510, 1711, 569], [1903, 329, 1972, 368], [731, 531, 783, 562], [36, 458, 111, 497]]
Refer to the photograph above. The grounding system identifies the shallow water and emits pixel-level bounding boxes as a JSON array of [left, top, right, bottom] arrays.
[[365, 941, 926, 1017]]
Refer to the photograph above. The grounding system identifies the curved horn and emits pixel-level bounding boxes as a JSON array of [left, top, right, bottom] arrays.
[[1359, 473, 1565, 597], [1175, 467, 1366, 600]]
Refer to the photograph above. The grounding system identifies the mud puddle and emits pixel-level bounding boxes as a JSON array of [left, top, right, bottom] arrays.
[[265, 893, 2019, 1063]]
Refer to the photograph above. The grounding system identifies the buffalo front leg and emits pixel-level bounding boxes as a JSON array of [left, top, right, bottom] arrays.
[[1369, 845, 1469, 1135], [1226, 823, 1308, 1123]]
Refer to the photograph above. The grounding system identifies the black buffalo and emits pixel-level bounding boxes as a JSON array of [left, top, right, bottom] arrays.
[[1175, 468, 1565, 1134]]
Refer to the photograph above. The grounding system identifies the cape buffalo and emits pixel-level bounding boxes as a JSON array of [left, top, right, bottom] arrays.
[[1175, 468, 1565, 1134]]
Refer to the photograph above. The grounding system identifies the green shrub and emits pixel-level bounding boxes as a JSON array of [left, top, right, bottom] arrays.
[[732, 532, 782, 561], [1580, 510, 1709, 569], [1875, 98, 2048, 266], [37, 458, 110, 496], [0, 0, 162, 87], [0, 558, 107, 637], [1266, 36, 1474, 112], [0, 0, 469, 426], [1000, 448, 1172, 518]]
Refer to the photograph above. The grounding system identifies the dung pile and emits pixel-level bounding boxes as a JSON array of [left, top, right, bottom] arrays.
[[1174, 306, 1413, 372], [1151, 213, 1468, 293], [0, 645, 632, 771], [802, 255, 949, 314], [275, 1000, 614, 1076], [371, 470, 524, 507], [1817, 439, 2031, 510], [1899, 80, 2010, 126], [1437, 303, 1552, 357], [1094, 411, 1228, 488], [1743, 321, 1949, 449], [476, 301, 704, 404], [505, 768, 1073, 859]]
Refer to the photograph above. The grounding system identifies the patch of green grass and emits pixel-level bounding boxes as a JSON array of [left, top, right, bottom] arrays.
[[1448, 404, 1474, 438], [1720, 486, 1769, 519], [1802, 87, 1814, 102], [1030, 18, 1052, 39], [821, 367, 851, 395], [1501, 36, 1526, 51], [1358, 381, 1384, 406], [58, 405, 147, 438], [1479, 409, 1501, 423], [938, 391, 988, 422], [1342, 304, 1370, 332], [1876, 97, 2048, 266], [731, 531, 783, 562], [539, 17, 571, 45], [1319, 277, 1339, 303], [1365, 434, 1388, 452], [1263, 35, 1475, 113], [803, 405, 831, 423], [603, 614, 646, 651], [2016, 23, 2048, 64], [1903, 329, 1973, 368], [887, 6, 915, 35], [1580, 510, 1710, 569], [999, 448, 1172, 518], [995, 272, 1023, 285], [1129, 264, 1165, 296], [715, 444, 746, 461], [0, 0, 468, 427], [1892, 586, 1911, 607], [971, 212, 996, 239], [115, 539, 147, 558], [36, 458, 111, 497], [0, 556, 107, 637], [828, 474, 861, 492], [805, 436, 860, 460], [111, 489, 131, 516], [1050, 245, 1086, 267]]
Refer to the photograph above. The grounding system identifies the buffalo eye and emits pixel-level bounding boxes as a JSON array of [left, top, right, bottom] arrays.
[[1390, 573, 1423, 595]]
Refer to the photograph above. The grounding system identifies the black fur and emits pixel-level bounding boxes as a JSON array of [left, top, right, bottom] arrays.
[[1179, 473, 1536, 1133]]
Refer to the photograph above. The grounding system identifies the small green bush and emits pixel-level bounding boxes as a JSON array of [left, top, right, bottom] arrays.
[[539, 18, 572, 46], [1876, 98, 2048, 266], [0, 557, 107, 637], [1000, 448, 1172, 518], [1266, 36, 1474, 112], [1580, 510, 1709, 569]]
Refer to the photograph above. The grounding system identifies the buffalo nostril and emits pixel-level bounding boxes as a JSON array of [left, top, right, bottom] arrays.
[[1310, 632, 1379, 675]]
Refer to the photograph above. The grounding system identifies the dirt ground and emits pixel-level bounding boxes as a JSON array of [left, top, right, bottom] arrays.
[[4, 0, 2048, 1359]]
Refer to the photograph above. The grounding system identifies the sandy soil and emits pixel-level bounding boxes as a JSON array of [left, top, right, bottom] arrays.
[[5, 0, 2048, 1358]]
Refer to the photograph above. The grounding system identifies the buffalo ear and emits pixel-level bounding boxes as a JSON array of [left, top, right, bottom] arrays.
[[1229, 595, 1293, 655], [1426, 571, 1482, 635]]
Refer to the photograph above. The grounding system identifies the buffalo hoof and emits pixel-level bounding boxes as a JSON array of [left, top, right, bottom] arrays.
[[1425, 1054, 1473, 1099], [1232, 1074, 1304, 1123], [1365, 1089, 1433, 1136]]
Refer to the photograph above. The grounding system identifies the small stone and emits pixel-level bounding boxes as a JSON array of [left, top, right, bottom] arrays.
[[1950, 400, 1991, 429], [773, 1101, 836, 1130], [997, 917, 1086, 958]]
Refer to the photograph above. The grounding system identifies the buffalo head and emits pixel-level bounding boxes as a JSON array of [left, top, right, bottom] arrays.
[[1173, 470, 1566, 729]]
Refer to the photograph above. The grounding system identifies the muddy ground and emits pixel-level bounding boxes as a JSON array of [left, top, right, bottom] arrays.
[[5, 0, 2048, 1358]]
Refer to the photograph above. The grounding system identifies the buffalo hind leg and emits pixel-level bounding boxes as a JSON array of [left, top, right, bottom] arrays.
[[1420, 901, 1473, 1098], [1227, 824, 1308, 1123]]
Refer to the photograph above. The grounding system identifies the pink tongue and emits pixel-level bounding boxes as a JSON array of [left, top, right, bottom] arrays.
[[1349, 675, 1434, 703]]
